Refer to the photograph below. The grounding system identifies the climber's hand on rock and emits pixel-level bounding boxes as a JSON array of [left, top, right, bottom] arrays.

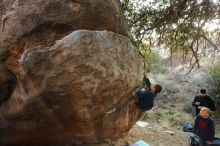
[[144, 71, 149, 77]]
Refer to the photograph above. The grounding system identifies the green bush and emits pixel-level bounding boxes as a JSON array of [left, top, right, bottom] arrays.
[[165, 109, 175, 116], [206, 63, 220, 97]]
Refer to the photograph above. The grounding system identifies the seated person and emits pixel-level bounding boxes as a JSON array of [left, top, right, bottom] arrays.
[[136, 72, 162, 110], [193, 107, 215, 146], [192, 89, 216, 116]]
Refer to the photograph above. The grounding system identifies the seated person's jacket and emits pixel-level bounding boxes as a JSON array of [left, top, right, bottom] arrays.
[[193, 115, 215, 141], [192, 95, 216, 115], [136, 77, 155, 110]]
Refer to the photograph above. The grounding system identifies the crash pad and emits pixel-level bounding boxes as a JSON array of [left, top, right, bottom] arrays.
[[131, 140, 150, 146]]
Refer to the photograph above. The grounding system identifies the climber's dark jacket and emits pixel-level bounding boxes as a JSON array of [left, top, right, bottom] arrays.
[[136, 77, 155, 110]]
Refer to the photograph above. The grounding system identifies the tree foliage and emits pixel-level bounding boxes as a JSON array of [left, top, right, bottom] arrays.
[[140, 44, 167, 73], [206, 62, 220, 97], [121, 0, 220, 72]]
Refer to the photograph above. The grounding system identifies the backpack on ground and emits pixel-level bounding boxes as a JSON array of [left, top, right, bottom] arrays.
[[182, 122, 193, 132]]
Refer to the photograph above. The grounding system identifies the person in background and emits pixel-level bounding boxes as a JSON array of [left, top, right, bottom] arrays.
[[136, 72, 162, 110], [193, 107, 215, 146], [192, 89, 216, 116]]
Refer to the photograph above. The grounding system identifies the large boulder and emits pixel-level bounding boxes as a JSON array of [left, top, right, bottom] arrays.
[[0, 30, 143, 146], [0, 0, 143, 145], [0, 0, 130, 48]]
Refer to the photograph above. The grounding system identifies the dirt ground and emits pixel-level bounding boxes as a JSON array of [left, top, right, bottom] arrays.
[[112, 121, 190, 146], [111, 110, 192, 146]]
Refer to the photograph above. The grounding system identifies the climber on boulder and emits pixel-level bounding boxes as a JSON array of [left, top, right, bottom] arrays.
[[136, 72, 162, 110]]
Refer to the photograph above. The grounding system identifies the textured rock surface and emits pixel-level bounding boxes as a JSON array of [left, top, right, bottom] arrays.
[[0, 0, 129, 48], [0, 65, 17, 105], [0, 0, 143, 145]]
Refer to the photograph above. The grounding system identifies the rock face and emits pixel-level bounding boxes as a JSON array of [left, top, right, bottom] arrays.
[[0, 65, 17, 105], [0, 0, 130, 48], [0, 0, 143, 145]]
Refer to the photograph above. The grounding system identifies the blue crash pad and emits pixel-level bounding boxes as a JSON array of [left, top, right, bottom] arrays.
[[131, 140, 150, 146]]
